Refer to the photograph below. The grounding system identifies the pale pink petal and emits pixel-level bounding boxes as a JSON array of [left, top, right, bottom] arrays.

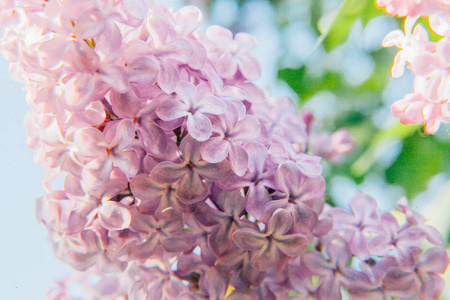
[[74, 8, 106, 38], [201, 136, 229, 163], [238, 55, 261, 80], [129, 235, 159, 259], [98, 65, 130, 93], [110, 119, 136, 151], [216, 52, 237, 78], [411, 53, 440, 76], [382, 30, 405, 47], [175, 81, 196, 106], [67, 210, 88, 234], [229, 115, 260, 140], [235, 33, 257, 49], [228, 143, 248, 177], [419, 247, 449, 273], [110, 89, 141, 119], [157, 60, 179, 93], [196, 95, 226, 115], [129, 280, 148, 300], [296, 153, 323, 178], [187, 112, 212, 141], [74, 127, 107, 156], [124, 0, 148, 20], [188, 41, 207, 70], [391, 51, 406, 78], [148, 14, 168, 48], [245, 184, 271, 220], [98, 21, 123, 55], [175, 6, 203, 36], [436, 39, 450, 65], [71, 41, 100, 73], [424, 119, 441, 134], [349, 193, 377, 224], [126, 56, 159, 84], [64, 74, 97, 108], [206, 26, 233, 46], [38, 38, 67, 69], [156, 99, 190, 121], [112, 150, 138, 177], [158, 38, 194, 63], [138, 122, 167, 157], [429, 15, 449, 36], [98, 202, 132, 231], [82, 155, 113, 190], [244, 141, 267, 175]]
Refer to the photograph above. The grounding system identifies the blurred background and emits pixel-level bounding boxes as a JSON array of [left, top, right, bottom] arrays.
[[1, 0, 449, 298]]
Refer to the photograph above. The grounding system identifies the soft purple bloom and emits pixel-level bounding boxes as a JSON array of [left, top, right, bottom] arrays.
[[262, 162, 325, 234], [195, 190, 258, 256], [157, 81, 226, 141], [302, 238, 371, 300], [233, 209, 309, 271], [74, 119, 138, 190], [218, 141, 276, 219], [201, 100, 261, 176], [128, 209, 193, 259], [130, 173, 183, 219], [150, 135, 232, 203], [368, 211, 426, 271]]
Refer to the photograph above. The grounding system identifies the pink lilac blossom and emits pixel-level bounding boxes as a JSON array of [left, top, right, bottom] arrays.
[[0, 0, 448, 299], [381, 1, 450, 133]]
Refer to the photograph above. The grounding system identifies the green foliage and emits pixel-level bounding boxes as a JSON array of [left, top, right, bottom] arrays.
[[317, 0, 384, 51], [351, 122, 417, 177], [278, 67, 343, 103], [386, 133, 450, 198]]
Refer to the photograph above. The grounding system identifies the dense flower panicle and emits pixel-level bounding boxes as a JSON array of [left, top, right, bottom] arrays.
[[381, 1, 450, 133], [1, 0, 448, 299]]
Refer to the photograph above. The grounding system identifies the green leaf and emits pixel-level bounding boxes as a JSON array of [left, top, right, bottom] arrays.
[[385, 132, 450, 198], [351, 121, 417, 177], [360, 0, 384, 26], [288, 290, 300, 297], [278, 66, 343, 102], [313, 0, 385, 52]]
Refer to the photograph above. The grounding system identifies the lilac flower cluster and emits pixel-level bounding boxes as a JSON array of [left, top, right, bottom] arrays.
[[379, 0, 450, 134], [0, 0, 448, 299]]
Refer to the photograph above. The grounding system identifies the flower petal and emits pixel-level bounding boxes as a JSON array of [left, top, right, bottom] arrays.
[[251, 240, 278, 271], [195, 159, 232, 182], [150, 162, 186, 184], [156, 99, 189, 121], [110, 89, 141, 119], [187, 112, 212, 141], [233, 228, 266, 251], [201, 136, 229, 163], [267, 208, 293, 236], [98, 202, 132, 231], [275, 234, 309, 257]]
